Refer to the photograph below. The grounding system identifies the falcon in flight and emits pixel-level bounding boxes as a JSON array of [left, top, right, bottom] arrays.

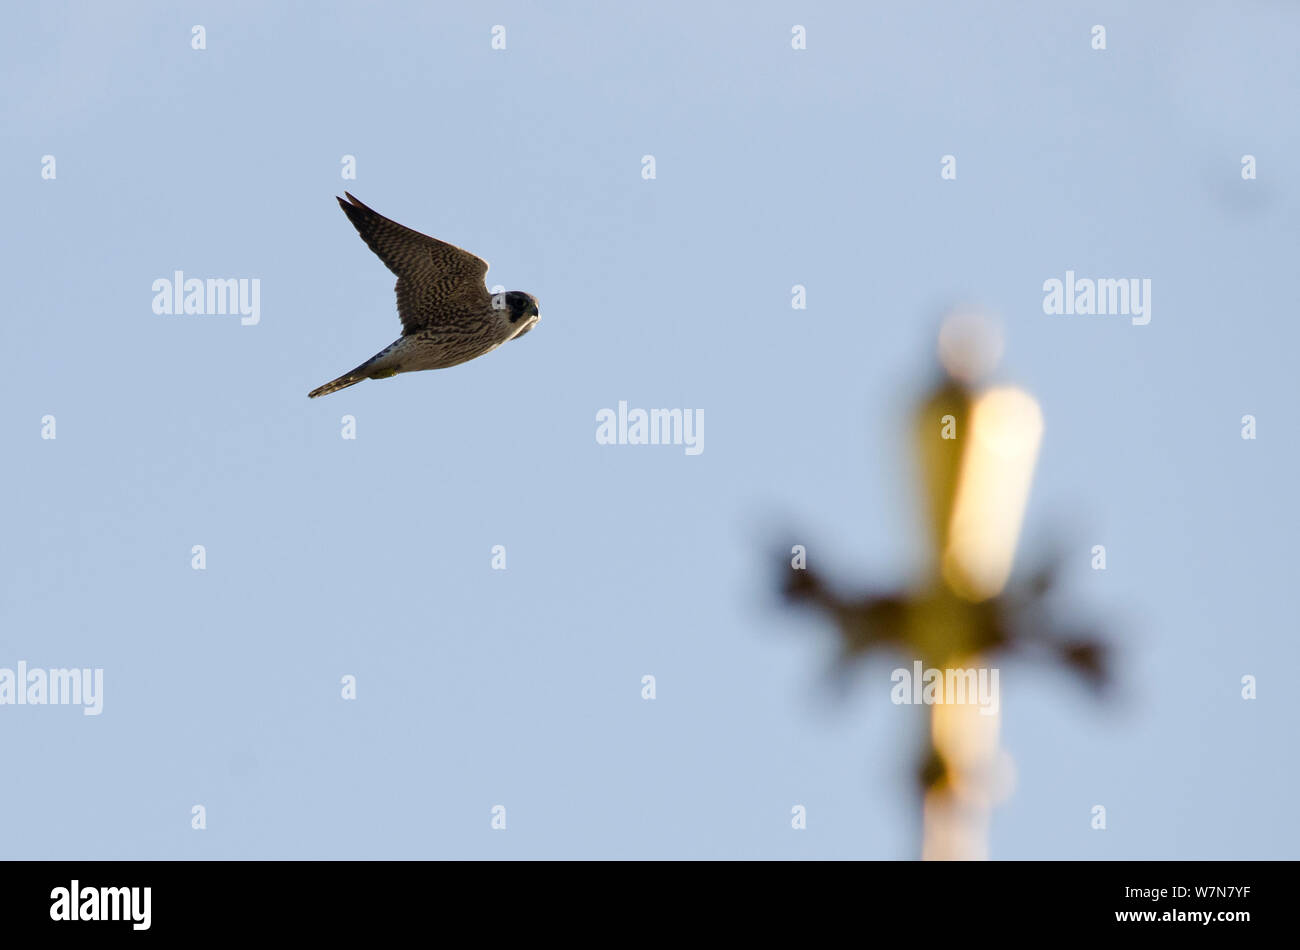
[[308, 193, 539, 398]]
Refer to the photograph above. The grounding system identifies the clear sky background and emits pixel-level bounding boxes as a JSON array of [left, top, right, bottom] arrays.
[[2, 1, 1296, 859]]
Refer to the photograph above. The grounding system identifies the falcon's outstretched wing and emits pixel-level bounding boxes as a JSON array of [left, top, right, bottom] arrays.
[[336, 192, 491, 334]]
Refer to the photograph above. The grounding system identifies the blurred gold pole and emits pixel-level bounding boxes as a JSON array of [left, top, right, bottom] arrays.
[[921, 385, 1042, 860], [922, 672, 1003, 860]]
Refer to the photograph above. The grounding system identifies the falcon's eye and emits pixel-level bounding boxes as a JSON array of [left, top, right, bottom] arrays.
[[505, 292, 537, 323]]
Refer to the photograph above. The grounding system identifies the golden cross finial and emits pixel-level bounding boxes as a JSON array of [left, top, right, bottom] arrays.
[[782, 310, 1110, 859]]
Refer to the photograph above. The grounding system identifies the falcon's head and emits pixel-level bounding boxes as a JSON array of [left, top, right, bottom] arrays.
[[503, 291, 540, 340]]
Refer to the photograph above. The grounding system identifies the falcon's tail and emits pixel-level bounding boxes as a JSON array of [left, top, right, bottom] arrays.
[[308, 350, 399, 399], [308, 369, 369, 399]]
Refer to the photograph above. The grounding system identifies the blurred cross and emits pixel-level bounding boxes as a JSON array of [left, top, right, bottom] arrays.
[[782, 310, 1110, 859]]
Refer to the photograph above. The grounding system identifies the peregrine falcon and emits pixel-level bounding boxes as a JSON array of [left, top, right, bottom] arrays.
[[308, 193, 539, 398]]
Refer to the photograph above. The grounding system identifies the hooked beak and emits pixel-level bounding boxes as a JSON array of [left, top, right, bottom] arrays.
[[512, 313, 539, 340]]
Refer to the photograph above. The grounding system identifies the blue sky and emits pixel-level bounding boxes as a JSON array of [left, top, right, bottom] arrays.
[[1, 1, 1296, 858]]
